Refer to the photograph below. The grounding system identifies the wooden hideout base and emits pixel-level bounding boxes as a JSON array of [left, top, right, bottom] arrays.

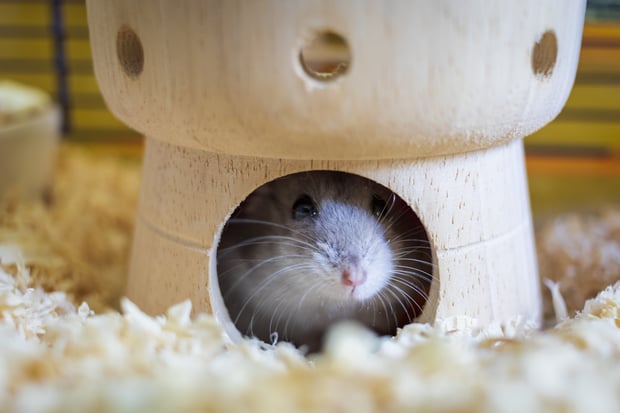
[[128, 137, 541, 340], [85, 0, 586, 342]]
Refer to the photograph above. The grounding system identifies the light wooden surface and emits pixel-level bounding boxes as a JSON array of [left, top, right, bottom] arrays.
[[85, 1, 587, 338], [129, 138, 540, 334], [87, 0, 585, 160], [3, 2, 617, 152]]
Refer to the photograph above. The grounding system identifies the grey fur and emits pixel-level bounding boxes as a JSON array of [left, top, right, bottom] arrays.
[[216, 171, 432, 352]]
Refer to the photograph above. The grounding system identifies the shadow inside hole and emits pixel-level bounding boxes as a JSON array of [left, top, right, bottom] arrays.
[[116, 25, 144, 78], [532, 30, 558, 77], [215, 171, 433, 353], [299, 31, 351, 81]]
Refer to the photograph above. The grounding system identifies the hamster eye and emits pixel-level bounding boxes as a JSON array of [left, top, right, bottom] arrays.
[[292, 194, 318, 220], [371, 194, 387, 218]]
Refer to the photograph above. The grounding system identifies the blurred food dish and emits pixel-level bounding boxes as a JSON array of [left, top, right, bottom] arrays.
[[0, 80, 60, 199]]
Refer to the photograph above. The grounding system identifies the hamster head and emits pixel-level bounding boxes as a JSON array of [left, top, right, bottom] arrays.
[[288, 192, 395, 302], [216, 171, 432, 351]]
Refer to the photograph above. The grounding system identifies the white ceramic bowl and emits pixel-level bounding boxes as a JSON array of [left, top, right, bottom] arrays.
[[0, 82, 61, 200]]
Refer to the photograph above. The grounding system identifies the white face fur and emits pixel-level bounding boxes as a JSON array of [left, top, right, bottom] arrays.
[[216, 171, 432, 352], [301, 197, 394, 303]]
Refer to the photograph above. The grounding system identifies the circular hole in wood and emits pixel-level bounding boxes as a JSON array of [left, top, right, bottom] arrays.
[[215, 171, 433, 353], [299, 31, 351, 81], [532, 30, 557, 78], [116, 25, 144, 79]]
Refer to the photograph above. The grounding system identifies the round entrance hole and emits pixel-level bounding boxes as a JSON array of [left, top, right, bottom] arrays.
[[214, 171, 434, 353], [532, 30, 557, 78], [299, 31, 351, 81], [116, 25, 144, 79]]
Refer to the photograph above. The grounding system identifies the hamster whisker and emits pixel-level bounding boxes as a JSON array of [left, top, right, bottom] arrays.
[[233, 262, 316, 324], [226, 218, 317, 243], [377, 193, 398, 222], [218, 235, 320, 257], [394, 256, 436, 268], [281, 282, 324, 341], [247, 316, 256, 338], [394, 222, 428, 233], [392, 266, 437, 283], [375, 289, 399, 328], [270, 284, 319, 340], [267, 296, 290, 340], [389, 274, 430, 305], [389, 236, 433, 246], [392, 259, 435, 276], [388, 279, 427, 315], [390, 271, 430, 290], [391, 248, 433, 261], [375, 214, 403, 236], [380, 284, 415, 321], [221, 253, 312, 294], [386, 226, 426, 239], [224, 252, 322, 269], [369, 297, 379, 326], [252, 263, 320, 336], [389, 271, 425, 288], [371, 291, 391, 329], [376, 197, 415, 231]]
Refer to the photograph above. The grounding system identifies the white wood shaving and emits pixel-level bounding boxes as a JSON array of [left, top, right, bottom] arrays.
[[1, 148, 619, 412], [544, 279, 569, 322], [538, 210, 620, 318], [1, 252, 620, 412]]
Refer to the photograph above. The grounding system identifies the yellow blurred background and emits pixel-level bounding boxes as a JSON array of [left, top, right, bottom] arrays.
[[1, 0, 619, 214]]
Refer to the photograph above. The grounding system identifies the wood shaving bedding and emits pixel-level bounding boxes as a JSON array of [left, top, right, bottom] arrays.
[[0, 146, 140, 312], [0, 147, 619, 412], [538, 210, 620, 319]]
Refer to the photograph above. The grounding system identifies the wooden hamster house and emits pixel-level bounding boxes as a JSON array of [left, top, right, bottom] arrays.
[[86, 1, 586, 340]]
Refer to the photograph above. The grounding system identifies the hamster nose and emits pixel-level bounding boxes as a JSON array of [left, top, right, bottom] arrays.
[[341, 267, 367, 287]]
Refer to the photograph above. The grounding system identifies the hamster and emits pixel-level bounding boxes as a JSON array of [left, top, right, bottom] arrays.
[[216, 171, 433, 352]]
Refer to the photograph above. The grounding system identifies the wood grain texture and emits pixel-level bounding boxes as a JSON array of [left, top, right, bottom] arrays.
[[84, 1, 588, 339], [87, 0, 585, 160], [128, 138, 541, 335]]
